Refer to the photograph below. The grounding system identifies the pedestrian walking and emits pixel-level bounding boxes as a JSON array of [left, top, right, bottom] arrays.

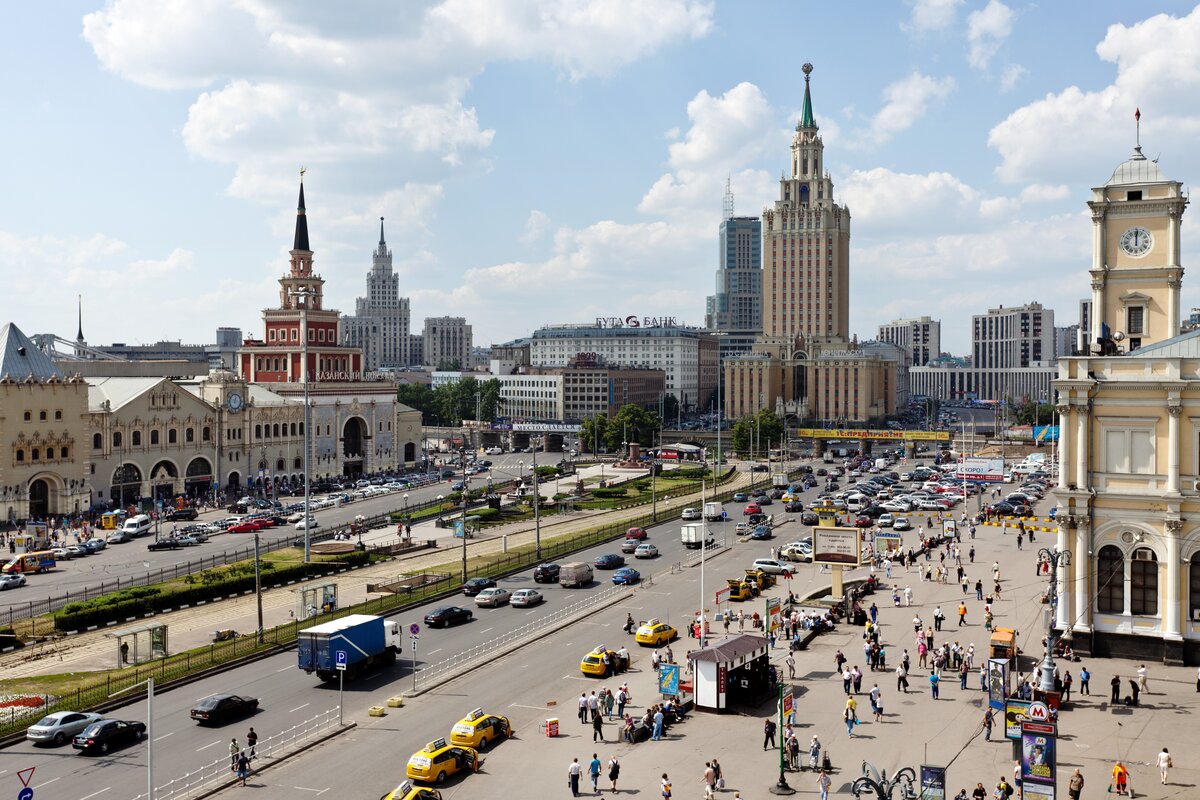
[[589, 754, 602, 794], [873, 691, 884, 722], [236, 753, 250, 786], [843, 666, 852, 694], [843, 704, 856, 737], [1137, 664, 1148, 692], [975, 579, 983, 600], [712, 759, 724, 792], [578, 693, 589, 724], [786, 653, 796, 679], [983, 708, 994, 740], [589, 691, 600, 721], [229, 738, 240, 772], [959, 661, 969, 690], [592, 713, 604, 742], [1111, 761, 1128, 796], [904, 585, 913, 606], [1062, 671, 1073, 702], [605, 689, 615, 718], [608, 756, 621, 792], [568, 758, 582, 797], [852, 665, 863, 694], [958, 602, 967, 626], [703, 762, 717, 799], [1157, 747, 1173, 785], [616, 687, 627, 718], [661, 773, 672, 800], [929, 672, 940, 699], [1079, 666, 1090, 695], [1067, 768, 1084, 800], [896, 663, 909, 693], [817, 769, 832, 800], [934, 606, 944, 632], [246, 727, 258, 759], [763, 718, 777, 750]]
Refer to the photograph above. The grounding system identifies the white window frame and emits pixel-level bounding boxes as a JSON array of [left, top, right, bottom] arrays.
[[1098, 417, 1157, 475]]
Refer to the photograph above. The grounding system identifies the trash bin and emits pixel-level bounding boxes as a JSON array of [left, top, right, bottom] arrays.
[[545, 718, 559, 737]]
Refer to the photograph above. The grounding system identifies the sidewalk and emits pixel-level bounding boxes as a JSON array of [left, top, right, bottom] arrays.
[[0, 469, 757, 678]]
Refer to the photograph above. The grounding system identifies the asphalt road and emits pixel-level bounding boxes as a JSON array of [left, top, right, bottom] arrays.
[[1, 462, 840, 800], [0, 452, 545, 618]]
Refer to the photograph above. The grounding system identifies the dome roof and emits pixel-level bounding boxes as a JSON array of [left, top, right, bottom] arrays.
[[1106, 146, 1168, 186]]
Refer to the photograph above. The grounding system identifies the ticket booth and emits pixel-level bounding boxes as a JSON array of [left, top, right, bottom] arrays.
[[689, 634, 769, 713]]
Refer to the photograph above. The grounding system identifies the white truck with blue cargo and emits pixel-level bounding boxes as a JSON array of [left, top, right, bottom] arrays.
[[297, 613, 403, 682]]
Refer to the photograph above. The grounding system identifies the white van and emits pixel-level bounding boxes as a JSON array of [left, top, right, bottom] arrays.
[[121, 514, 153, 538], [845, 495, 870, 512], [558, 562, 594, 588]]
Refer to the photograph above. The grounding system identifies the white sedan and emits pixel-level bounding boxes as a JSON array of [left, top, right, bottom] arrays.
[[681, 508, 701, 521], [0, 573, 27, 590], [510, 588, 543, 607], [750, 558, 790, 575], [295, 517, 321, 530], [474, 587, 511, 607], [634, 543, 659, 559]]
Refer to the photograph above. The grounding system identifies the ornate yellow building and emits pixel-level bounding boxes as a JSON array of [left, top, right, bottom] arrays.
[[1054, 135, 1195, 663]]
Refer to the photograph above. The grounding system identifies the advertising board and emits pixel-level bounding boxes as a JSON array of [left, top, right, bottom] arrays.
[[812, 526, 862, 566], [957, 457, 1005, 482], [1020, 722, 1058, 786]]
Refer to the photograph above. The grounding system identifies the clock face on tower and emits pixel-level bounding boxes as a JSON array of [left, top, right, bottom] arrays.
[[227, 392, 244, 412], [1120, 226, 1153, 257]]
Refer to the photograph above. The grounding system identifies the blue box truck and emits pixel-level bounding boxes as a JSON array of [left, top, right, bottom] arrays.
[[297, 614, 403, 682]]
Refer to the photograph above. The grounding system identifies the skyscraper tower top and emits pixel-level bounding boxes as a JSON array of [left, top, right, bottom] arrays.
[[799, 63, 816, 130]]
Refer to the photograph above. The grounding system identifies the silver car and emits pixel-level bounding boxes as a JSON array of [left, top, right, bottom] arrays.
[[0, 573, 27, 590], [510, 588, 543, 607], [27, 711, 103, 746]]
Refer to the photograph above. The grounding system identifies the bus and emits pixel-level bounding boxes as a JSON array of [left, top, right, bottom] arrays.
[[2, 550, 56, 574], [100, 512, 123, 530]]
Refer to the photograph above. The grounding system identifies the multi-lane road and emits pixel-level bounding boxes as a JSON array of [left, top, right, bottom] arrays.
[[2, 461, 848, 800]]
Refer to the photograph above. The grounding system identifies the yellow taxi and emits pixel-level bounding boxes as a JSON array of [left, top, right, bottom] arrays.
[[579, 645, 618, 677], [380, 780, 442, 800], [405, 737, 481, 784], [449, 707, 513, 750], [726, 578, 756, 601], [635, 618, 677, 647]]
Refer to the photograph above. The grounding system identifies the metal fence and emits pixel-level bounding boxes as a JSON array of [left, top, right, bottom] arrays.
[[126, 706, 343, 800]]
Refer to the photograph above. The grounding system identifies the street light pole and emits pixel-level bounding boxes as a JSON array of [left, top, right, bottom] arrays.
[[532, 449, 541, 560], [1036, 547, 1072, 693], [110, 677, 155, 800], [288, 286, 314, 563], [254, 532, 264, 644]]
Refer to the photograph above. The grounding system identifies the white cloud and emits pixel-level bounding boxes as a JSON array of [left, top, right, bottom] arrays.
[[520, 210, 551, 244], [999, 63, 1026, 92], [988, 5, 1200, 184], [859, 72, 955, 146], [840, 168, 980, 230], [1019, 183, 1070, 203], [902, 0, 964, 32], [978, 196, 1020, 219], [967, 0, 1015, 70]]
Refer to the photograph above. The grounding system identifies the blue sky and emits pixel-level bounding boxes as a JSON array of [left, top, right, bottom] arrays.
[[2, 1, 1198, 355]]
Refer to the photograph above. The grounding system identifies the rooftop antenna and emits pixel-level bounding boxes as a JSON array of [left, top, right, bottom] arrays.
[[1135, 107, 1141, 148], [722, 175, 735, 220]]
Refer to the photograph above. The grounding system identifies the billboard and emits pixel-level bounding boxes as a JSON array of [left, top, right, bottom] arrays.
[[987, 658, 1009, 710], [1020, 722, 1057, 786], [796, 428, 951, 442], [1004, 699, 1032, 740], [812, 526, 862, 566], [918, 765, 946, 800], [957, 457, 1005, 482]]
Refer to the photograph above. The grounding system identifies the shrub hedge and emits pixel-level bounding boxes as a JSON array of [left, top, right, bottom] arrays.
[[53, 551, 370, 631], [590, 487, 629, 499]]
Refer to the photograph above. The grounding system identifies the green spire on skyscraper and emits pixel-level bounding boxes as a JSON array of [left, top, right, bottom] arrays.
[[799, 62, 816, 129]]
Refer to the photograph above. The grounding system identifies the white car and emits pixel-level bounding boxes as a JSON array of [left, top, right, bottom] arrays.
[[474, 587, 511, 607], [781, 543, 812, 562], [26, 711, 103, 745], [295, 517, 321, 530], [681, 507, 701, 521], [485, 446, 504, 455], [750, 558, 790, 574], [106, 530, 132, 544], [50, 546, 73, 560], [877, 513, 894, 528], [0, 573, 27, 590], [510, 588, 543, 607], [893, 517, 913, 531], [634, 543, 659, 559]]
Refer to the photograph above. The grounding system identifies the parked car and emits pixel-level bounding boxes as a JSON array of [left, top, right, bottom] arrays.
[[72, 719, 147, 754], [893, 517, 912, 531], [750, 558, 790, 575], [165, 508, 198, 522], [510, 588, 543, 607], [27, 711, 103, 745], [189, 694, 259, 725]]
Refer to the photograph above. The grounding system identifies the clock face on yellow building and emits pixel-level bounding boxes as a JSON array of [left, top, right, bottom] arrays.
[[1120, 226, 1153, 257]]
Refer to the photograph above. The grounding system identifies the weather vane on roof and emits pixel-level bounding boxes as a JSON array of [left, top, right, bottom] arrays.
[[1134, 108, 1141, 148]]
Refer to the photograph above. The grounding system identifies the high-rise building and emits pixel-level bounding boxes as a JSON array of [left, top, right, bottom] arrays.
[[877, 316, 941, 367], [705, 181, 762, 362], [724, 64, 901, 423], [971, 302, 1055, 368], [342, 218, 412, 370], [423, 316, 472, 369]]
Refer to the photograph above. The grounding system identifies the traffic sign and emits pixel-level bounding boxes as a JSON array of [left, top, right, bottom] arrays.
[[18, 789, 31, 800], [409, 623, 420, 636], [16, 768, 34, 788], [1027, 701, 1050, 722], [411, 638, 418, 651], [335, 650, 348, 671]]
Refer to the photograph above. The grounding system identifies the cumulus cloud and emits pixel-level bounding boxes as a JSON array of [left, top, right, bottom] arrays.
[[967, 0, 1015, 70], [902, 0, 964, 32], [999, 63, 1026, 92], [840, 168, 980, 230], [1019, 183, 1070, 203], [988, 5, 1200, 184], [520, 210, 552, 244], [859, 72, 955, 146]]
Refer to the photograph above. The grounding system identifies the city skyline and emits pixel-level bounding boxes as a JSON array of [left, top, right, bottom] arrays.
[[1, 2, 1198, 354]]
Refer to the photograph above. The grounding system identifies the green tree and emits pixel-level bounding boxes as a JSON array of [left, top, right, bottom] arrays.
[[1013, 401, 1056, 427], [580, 415, 611, 454], [661, 393, 680, 426], [605, 404, 661, 451], [396, 383, 436, 420], [730, 409, 784, 458], [478, 378, 502, 421]]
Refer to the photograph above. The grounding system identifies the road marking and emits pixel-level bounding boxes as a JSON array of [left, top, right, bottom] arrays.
[[33, 778, 60, 790], [426, 648, 443, 656], [479, 627, 494, 634], [289, 703, 310, 713], [154, 732, 175, 742], [78, 788, 111, 800], [577, 621, 604, 626], [276, 665, 292, 673], [197, 739, 222, 751], [525, 609, 539, 615], [510, 703, 552, 710], [639, 590, 671, 596], [292, 787, 329, 794]]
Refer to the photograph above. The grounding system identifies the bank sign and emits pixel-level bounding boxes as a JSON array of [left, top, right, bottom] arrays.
[[594, 315, 680, 329]]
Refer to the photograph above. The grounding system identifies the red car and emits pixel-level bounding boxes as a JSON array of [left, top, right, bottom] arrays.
[[625, 527, 648, 540], [227, 521, 261, 533], [250, 517, 276, 528], [743, 504, 761, 516], [854, 515, 872, 528]]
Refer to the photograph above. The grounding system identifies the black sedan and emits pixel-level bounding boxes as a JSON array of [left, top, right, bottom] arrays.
[[189, 694, 259, 725], [424, 605, 474, 628], [533, 563, 560, 583], [146, 538, 186, 551], [165, 508, 198, 521], [462, 577, 497, 596], [72, 719, 146, 754], [784, 502, 803, 513], [593, 553, 625, 570]]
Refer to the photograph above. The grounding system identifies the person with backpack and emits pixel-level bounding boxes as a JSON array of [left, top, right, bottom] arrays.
[[607, 756, 621, 792], [994, 777, 1014, 799]]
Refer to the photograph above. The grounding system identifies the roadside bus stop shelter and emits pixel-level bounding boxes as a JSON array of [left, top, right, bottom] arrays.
[[689, 634, 770, 713]]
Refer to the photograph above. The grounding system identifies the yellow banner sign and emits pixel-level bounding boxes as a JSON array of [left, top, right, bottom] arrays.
[[796, 428, 951, 441]]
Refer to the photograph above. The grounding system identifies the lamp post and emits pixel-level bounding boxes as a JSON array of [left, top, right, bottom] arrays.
[[110, 677, 155, 800], [1036, 547, 1072, 693], [287, 285, 315, 563], [531, 448, 542, 560]]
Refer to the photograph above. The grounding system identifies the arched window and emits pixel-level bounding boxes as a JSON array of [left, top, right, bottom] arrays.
[[168, 429, 177, 444], [202, 426, 211, 442], [132, 431, 142, 446], [150, 430, 160, 446], [1096, 545, 1125, 614], [273, 423, 281, 437], [31, 448, 39, 461], [299, 423, 304, 435], [1130, 547, 1158, 616], [276, 458, 285, 472], [290, 423, 297, 436], [186, 427, 194, 443], [113, 431, 122, 448], [15, 449, 23, 462], [294, 457, 302, 469], [60, 447, 69, 459], [255, 424, 263, 439], [1189, 553, 1200, 622], [92, 433, 102, 450]]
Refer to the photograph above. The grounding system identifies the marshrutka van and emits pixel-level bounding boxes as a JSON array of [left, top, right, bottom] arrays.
[[558, 562, 593, 588], [121, 514, 153, 537]]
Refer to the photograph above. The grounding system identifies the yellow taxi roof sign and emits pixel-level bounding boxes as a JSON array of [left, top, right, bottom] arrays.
[[427, 737, 448, 751], [592, 644, 607, 653], [467, 708, 484, 720], [644, 618, 659, 626]]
